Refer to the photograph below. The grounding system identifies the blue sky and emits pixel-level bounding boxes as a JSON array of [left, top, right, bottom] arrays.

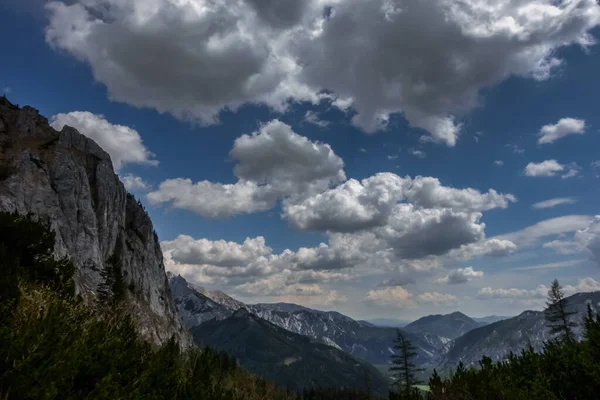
[[2, 0, 600, 320]]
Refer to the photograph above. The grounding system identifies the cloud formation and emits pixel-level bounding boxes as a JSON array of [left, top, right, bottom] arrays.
[[524, 160, 565, 177], [50, 111, 158, 171], [147, 120, 344, 217], [538, 118, 585, 144], [45, 0, 600, 144], [436, 266, 483, 285], [121, 174, 150, 191], [532, 197, 578, 209], [497, 215, 591, 246]]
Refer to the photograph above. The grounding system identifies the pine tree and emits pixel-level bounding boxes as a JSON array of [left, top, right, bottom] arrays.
[[389, 330, 423, 397], [97, 255, 126, 305], [545, 279, 577, 342]]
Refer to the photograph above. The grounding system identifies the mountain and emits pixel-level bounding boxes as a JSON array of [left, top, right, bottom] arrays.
[[404, 311, 481, 340], [192, 308, 389, 395], [471, 315, 511, 324], [168, 273, 233, 329], [443, 291, 600, 366], [366, 318, 412, 328], [169, 274, 442, 365], [0, 98, 189, 346]]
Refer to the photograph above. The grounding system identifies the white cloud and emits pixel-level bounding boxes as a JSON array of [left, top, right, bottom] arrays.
[[477, 285, 548, 300], [230, 120, 345, 193], [532, 197, 578, 209], [285, 174, 515, 232], [511, 259, 585, 271], [538, 118, 585, 144], [524, 160, 564, 177], [148, 120, 345, 218], [365, 286, 415, 308], [405, 177, 516, 212], [436, 266, 483, 284], [449, 238, 517, 260], [542, 240, 584, 255], [284, 173, 408, 232], [561, 163, 581, 179], [496, 215, 591, 246], [147, 179, 276, 218], [564, 278, 600, 295], [494, 160, 504, 166], [162, 235, 273, 267], [121, 174, 150, 191], [417, 292, 458, 306], [575, 216, 600, 266], [50, 111, 158, 171], [478, 278, 600, 302], [45, 0, 600, 144], [304, 110, 330, 127], [410, 149, 426, 159]]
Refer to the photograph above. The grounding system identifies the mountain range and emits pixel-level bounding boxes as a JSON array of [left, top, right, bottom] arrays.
[[442, 291, 600, 366], [171, 274, 454, 366], [170, 273, 600, 374], [192, 308, 389, 395]]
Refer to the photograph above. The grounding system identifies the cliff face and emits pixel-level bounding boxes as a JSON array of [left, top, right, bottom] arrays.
[[0, 97, 190, 346]]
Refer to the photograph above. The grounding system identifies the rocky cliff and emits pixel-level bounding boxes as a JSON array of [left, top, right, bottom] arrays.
[[0, 97, 190, 346]]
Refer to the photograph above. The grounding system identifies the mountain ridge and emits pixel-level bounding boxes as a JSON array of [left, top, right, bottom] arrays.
[[0, 98, 189, 346]]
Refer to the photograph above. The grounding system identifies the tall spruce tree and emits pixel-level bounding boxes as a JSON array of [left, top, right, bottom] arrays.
[[97, 254, 126, 305], [545, 279, 577, 342], [389, 330, 423, 397]]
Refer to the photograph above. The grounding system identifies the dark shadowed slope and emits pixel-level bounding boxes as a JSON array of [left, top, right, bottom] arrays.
[[192, 309, 389, 395]]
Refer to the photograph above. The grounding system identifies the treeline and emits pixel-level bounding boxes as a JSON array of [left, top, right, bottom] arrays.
[[3, 211, 600, 400], [385, 279, 600, 400]]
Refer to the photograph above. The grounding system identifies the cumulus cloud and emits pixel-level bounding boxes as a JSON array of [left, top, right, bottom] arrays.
[[532, 197, 578, 209], [417, 292, 458, 306], [497, 215, 591, 246], [162, 235, 273, 267], [538, 118, 585, 144], [121, 174, 150, 191], [524, 160, 565, 177], [284, 173, 408, 232], [494, 160, 504, 166], [147, 120, 344, 218], [50, 111, 158, 171], [45, 0, 600, 144], [230, 120, 345, 193], [448, 238, 517, 260], [365, 286, 415, 308], [285, 173, 515, 233], [405, 177, 516, 212], [436, 266, 483, 284], [477, 285, 548, 300], [147, 179, 276, 218]]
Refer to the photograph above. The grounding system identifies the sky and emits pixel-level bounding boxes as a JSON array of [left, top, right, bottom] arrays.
[[2, 0, 600, 321]]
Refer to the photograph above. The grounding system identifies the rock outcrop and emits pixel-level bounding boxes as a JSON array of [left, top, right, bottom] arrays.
[[0, 97, 190, 346]]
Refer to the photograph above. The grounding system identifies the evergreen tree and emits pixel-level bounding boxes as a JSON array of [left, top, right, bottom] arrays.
[[389, 330, 423, 398], [97, 254, 126, 305], [544, 279, 577, 342]]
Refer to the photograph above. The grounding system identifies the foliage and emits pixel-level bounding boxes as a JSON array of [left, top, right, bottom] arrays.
[[0, 212, 295, 400], [97, 254, 126, 306]]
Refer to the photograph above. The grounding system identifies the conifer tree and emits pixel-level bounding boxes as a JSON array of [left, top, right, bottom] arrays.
[[545, 279, 577, 342], [389, 330, 423, 397]]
